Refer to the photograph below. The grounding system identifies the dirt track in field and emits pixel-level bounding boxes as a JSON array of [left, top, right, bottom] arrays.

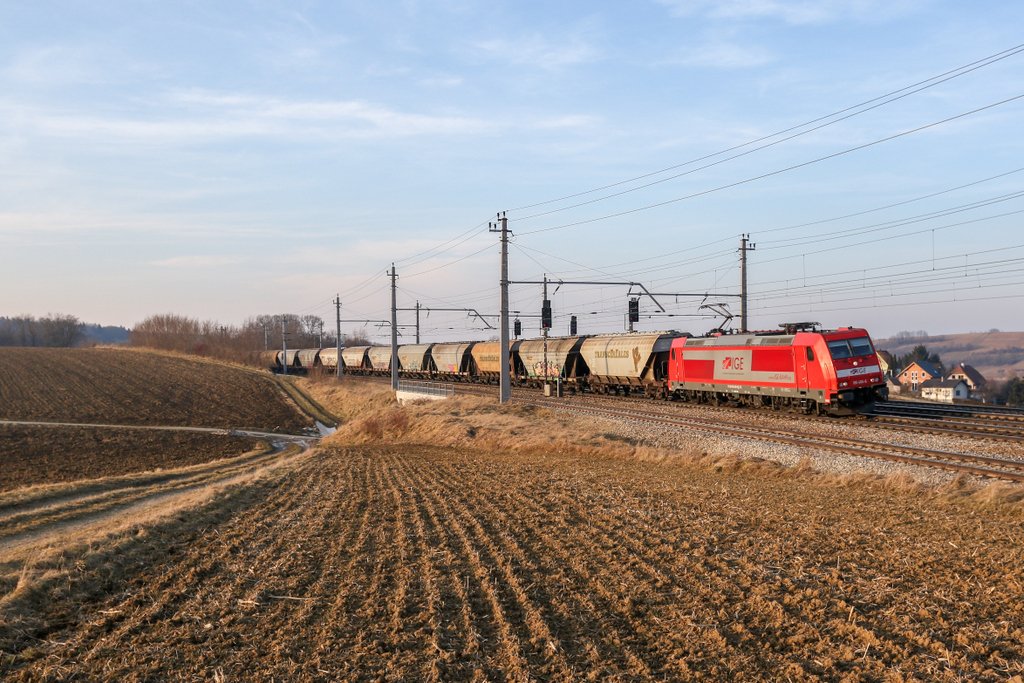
[[0, 347, 310, 432], [3, 444, 1023, 682]]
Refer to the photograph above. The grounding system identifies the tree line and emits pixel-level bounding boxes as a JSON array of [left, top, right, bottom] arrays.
[[129, 313, 373, 367], [0, 315, 85, 348]]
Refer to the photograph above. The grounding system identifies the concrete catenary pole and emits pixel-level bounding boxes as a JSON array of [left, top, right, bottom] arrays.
[[490, 214, 511, 404], [390, 264, 399, 391], [740, 234, 756, 333], [415, 301, 420, 344], [281, 316, 288, 376], [335, 295, 342, 380], [543, 274, 549, 392]]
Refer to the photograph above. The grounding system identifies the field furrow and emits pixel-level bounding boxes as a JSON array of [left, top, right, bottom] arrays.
[[3, 444, 1023, 682], [433, 454, 659, 678]]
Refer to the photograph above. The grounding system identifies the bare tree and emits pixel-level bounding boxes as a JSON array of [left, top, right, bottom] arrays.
[[299, 315, 324, 346], [12, 316, 39, 347], [39, 314, 85, 347], [342, 332, 373, 347]]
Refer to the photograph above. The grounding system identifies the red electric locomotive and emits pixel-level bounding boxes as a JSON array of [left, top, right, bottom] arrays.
[[667, 323, 887, 415]]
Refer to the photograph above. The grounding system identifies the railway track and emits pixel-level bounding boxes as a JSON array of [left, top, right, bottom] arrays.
[[353, 374, 1024, 440], [867, 401, 1024, 423], [444, 384, 1024, 483], [346, 375, 1024, 481]]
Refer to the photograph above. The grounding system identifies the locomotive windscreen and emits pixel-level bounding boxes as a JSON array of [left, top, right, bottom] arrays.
[[827, 336, 874, 359]]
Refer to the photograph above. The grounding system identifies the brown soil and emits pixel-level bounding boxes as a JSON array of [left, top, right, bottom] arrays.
[[0, 347, 310, 432], [2, 443, 1022, 681], [0, 424, 262, 492]]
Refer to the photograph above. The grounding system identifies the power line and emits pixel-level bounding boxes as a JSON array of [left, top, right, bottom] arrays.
[[758, 190, 1024, 250], [750, 242, 1024, 291], [506, 43, 1024, 215], [517, 93, 1024, 236], [755, 208, 1024, 266], [757, 166, 1024, 236]]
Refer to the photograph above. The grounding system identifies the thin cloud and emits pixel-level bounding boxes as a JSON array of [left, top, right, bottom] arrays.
[[419, 75, 464, 88], [473, 34, 600, 69], [657, 40, 774, 68], [0, 91, 496, 143], [655, 0, 927, 24], [151, 255, 246, 268]]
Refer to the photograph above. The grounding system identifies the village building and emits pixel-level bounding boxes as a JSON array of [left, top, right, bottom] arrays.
[[876, 350, 894, 376], [919, 378, 969, 403], [885, 376, 901, 395], [897, 360, 941, 391], [947, 363, 987, 399]]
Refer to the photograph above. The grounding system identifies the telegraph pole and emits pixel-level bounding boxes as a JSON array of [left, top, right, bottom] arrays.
[[415, 301, 421, 344], [489, 214, 511, 404], [281, 316, 288, 376], [335, 295, 342, 380], [263, 324, 268, 351], [389, 264, 399, 391], [740, 234, 756, 332]]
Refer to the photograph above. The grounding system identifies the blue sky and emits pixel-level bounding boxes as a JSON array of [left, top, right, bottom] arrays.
[[2, 1, 1023, 342]]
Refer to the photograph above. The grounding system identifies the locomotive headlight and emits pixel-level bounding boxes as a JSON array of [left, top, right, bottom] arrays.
[[840, 381, 848, 388]]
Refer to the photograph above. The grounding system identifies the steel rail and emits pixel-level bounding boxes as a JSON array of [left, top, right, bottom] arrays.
[[504, 395, 1024, 482], [350, 373, 1024, 441], [346, 375, 1024, 477]]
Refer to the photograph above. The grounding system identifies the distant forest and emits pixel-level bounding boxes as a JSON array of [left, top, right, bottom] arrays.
[[0, 316, 129, 348]]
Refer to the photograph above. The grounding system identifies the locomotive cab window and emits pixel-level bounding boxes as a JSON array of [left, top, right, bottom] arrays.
[[849, 336, 873, 357], [806, 347, 814, 361], [827, 340, 851, 359], [827, 336, 874, 360]]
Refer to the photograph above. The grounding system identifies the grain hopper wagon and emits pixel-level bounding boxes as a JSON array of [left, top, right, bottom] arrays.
[[579, 332, 686, 398], [397, 344, 435, 378], [515, 336, 589, 389], [431, 342, 476, 381], [340, 346, 371, 375]]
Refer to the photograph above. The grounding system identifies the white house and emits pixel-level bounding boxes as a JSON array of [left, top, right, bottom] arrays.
[[919, 378, 969, 403]]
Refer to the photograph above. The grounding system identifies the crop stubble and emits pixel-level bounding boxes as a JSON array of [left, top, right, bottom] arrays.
[[2, 444, 1023, 681], [0, 347, 309, 431]]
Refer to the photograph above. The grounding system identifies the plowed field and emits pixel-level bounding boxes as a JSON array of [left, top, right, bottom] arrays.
[[0, 348, 309, 432], [3, 444, 1022, 681], [0, 424, 262, 492]]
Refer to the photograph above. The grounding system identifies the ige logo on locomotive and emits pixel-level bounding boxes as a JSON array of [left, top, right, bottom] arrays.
[[721, 356, 744, 371], [714, 349, 753, 380]]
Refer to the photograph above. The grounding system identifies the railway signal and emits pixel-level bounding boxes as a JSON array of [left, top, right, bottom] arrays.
[[570, 315, 577, 336], [514, 318, 522, 338], [628, 298, 640, 326], [541, 300, 552, 329]]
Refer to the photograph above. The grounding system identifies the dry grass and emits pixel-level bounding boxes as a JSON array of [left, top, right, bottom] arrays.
[[303, 379, 1024, 513]]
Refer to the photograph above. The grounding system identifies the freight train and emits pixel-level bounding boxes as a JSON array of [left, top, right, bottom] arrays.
[[266, 323, 887, 415]]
